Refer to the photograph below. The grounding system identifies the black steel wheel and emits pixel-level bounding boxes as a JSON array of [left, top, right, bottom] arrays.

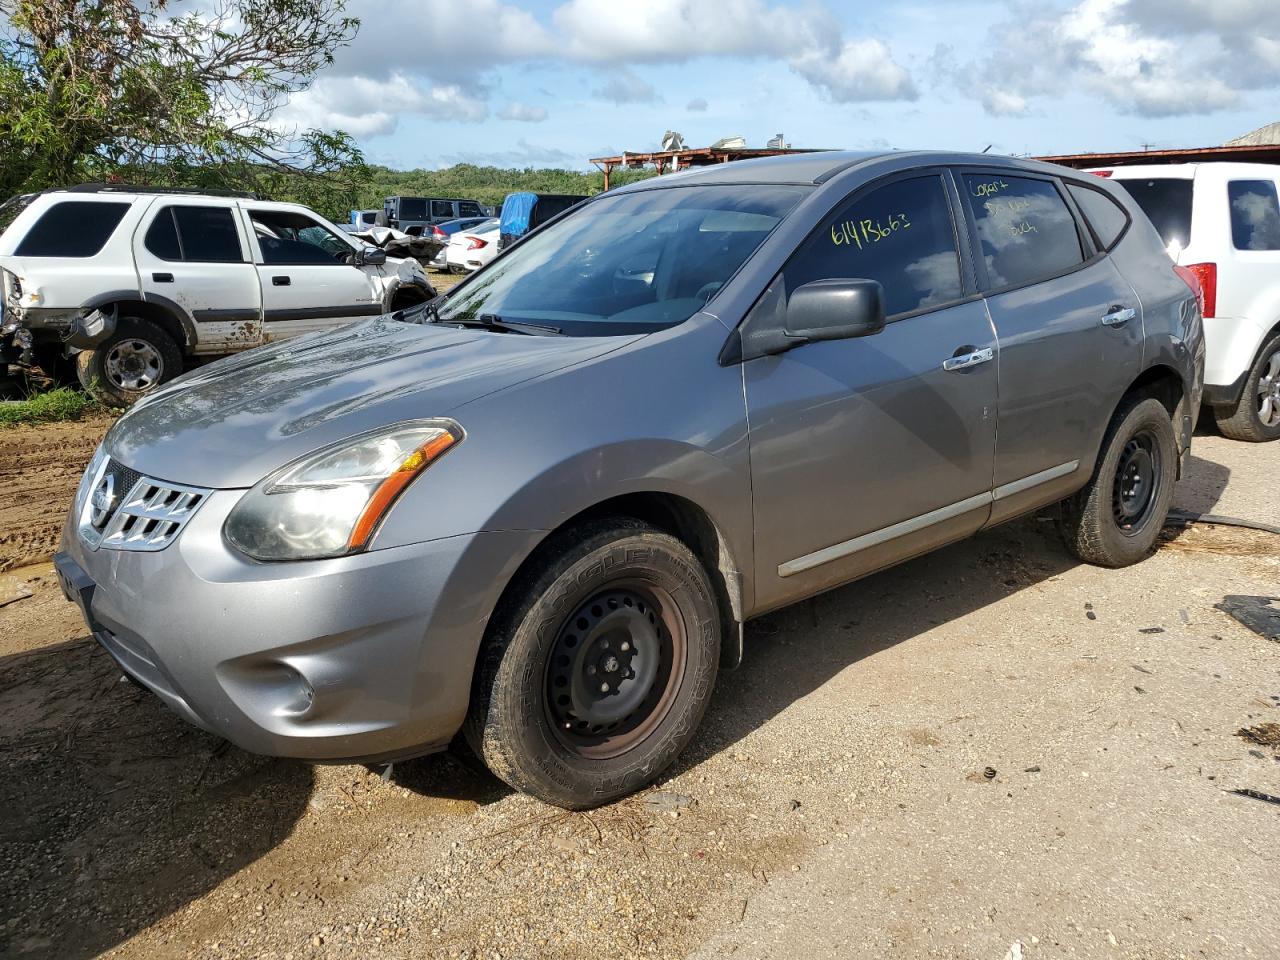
[[1111, 430, 1163, 535], [465, 519, 720, 809], [544, 585, 687, 759], [1060, 395, 1177, 568]]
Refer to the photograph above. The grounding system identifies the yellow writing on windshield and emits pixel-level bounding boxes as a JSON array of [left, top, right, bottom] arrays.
[[831, 212, 912, 251]]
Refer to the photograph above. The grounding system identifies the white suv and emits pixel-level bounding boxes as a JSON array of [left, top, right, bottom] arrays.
[[1093, 163, 1280, 441], [0, 185, 435, 404]]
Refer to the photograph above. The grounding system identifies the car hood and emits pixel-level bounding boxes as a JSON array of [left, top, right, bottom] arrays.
[[106, 316, 638, 488]]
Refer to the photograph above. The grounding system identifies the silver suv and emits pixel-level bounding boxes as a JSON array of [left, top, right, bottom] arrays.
[[56, 152, 1204, 808]]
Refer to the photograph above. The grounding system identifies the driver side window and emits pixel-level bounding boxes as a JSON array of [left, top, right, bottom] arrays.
[[249, 211, 353, 266], [785, 175, 964, 318]]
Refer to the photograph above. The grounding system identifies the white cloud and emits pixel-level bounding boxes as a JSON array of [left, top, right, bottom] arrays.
[[498, 101, 549, 122], [592, 68, 662, 105], [550, 0, 831, 63], [291, 0, 917, 133], [277, 74, 488, 138], [437, 139, 583, 168], [686, 97, 708, 112], [791, 39, 918, 103], [950, 0, 1265, 118]]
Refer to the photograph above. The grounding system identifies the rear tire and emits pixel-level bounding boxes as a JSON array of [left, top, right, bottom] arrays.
[[76, 317, 182, 406], [1059, 395, 1177, 568], [465, 520, 720, 808], [1213, 333, 1280, 442]]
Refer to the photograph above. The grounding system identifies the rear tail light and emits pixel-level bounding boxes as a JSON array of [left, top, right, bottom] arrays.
[[1091, 170, 1113, 178], [431, 226, 447, 238], [465, 235, 488, 251], [1181, 262, 1217, 318]]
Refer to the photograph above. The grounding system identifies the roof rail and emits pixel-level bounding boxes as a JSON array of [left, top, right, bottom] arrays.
[[63, 183, 260, 199]]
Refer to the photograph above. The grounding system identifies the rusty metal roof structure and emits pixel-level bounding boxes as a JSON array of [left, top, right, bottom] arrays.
[[589, 146, 825, 189], [1037, 143, 1280, 170]]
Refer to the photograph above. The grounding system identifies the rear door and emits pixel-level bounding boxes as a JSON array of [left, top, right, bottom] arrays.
[[134, 199, 263, 353], [240, 203, 384, 342], [956, 169, 1143, 524], [743, 169, 999, 611]]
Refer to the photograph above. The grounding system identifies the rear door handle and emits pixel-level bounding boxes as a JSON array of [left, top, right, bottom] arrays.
[[152, 272, 173, 283], [942, 347, 994, 372], [1101, 306, 1136, 326], [272, 275, 291, 286]]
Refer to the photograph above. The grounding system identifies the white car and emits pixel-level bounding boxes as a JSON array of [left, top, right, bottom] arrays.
[[0, 185, 435, 404], [1092, 163, 1280, 441], [445, 219, 500, 274]]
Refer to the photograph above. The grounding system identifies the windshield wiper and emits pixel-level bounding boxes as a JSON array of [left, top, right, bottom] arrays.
[[434, 313, 563, 336]]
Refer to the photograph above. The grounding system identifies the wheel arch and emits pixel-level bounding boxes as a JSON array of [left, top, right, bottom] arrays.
[[483, 491, 747, 673], [86, 295, 195, 353], [1117, 363, 1188, 476]]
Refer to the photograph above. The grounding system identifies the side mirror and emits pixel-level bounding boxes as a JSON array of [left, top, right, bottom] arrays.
[[784, 278, 886, 344], [349, 246, 386, 266]]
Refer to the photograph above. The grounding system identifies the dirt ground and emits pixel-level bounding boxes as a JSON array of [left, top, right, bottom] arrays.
[[0, 416, 1277, 960]]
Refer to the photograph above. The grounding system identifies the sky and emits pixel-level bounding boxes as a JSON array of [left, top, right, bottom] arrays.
[[275, 0, 1280, 171]]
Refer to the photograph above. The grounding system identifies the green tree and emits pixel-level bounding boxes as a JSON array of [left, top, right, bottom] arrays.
[[0, 0, 367, 215]]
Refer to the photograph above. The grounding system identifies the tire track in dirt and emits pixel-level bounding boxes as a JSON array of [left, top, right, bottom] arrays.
[[0, 415, 114, 573]]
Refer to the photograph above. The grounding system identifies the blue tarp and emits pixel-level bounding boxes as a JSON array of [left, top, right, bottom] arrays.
[[499, 192, 537, 237]]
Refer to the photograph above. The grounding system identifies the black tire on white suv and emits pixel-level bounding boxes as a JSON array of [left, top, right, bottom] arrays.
[[77, 316, 183, 407], [1212, 332, 1280, 443]]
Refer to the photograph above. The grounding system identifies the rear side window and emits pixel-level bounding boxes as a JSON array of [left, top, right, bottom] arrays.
[[431, 200, 454, 219], [1067, 183, 1129, 250], [785, 174, 963, 318], [14, 201, 130, 258], [1111, 178, 1193, 251], [1228, 180, 1280, 251], [145, 206, 244, 262], [962, 175, 1084, 289], [458, 201, 484, 217]]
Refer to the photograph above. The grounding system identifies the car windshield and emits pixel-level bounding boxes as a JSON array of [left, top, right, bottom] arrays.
[[1112, 178, 1193, 253], [435, 184, 810, 336]]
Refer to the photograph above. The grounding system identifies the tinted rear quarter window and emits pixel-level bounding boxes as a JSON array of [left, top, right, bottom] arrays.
[[14, 200, 131, 258], [1067, 183, 1129, 250], [144, 208, 182, 260], [431, 200, 454, 219], [1227, 180, 1280, 251], [458, 201, 484, 217], [1111, 178, 1193, 250], [963, 175, 1084, 288], [785, 174, 963, 318]]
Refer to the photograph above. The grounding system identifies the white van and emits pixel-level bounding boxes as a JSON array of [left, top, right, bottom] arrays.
[[1089, 163, 1280, 441]]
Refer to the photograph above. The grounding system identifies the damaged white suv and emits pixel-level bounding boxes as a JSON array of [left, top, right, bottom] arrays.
[[0, 184, 435, 404]]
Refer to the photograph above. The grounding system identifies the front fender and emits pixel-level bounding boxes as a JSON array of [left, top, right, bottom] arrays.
[[371, 315, 755, 610]]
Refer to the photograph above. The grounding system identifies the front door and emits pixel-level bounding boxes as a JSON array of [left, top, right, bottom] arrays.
[[954, 170, 1144, 524], [743, 171, 1000, 612], [134, 199, 263, 353], [240, 204, 385, 342]]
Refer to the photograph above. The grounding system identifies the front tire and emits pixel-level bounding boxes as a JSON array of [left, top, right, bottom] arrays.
[[1060, 395, 1177, 568], [465, 520, 720, 808], [76, 317, 182, 406], [1213, 333, 1280, 442]]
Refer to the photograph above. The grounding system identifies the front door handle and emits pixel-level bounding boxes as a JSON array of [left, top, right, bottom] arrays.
[[272, 275, 291, 286], [1102, 306, 1136, 326], [152, 272, 174, 283], [942, 347, 994, 372]]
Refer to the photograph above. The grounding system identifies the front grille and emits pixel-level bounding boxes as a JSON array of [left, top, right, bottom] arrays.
[[78, 458, 210, 552], [101, 461, 143, 523]]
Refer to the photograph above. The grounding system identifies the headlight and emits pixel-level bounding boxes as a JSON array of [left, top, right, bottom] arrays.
[[224, 420, 462, 561]]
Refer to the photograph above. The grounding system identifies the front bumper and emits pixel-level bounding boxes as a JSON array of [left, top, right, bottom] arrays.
[[56, 489, 541, 762]]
